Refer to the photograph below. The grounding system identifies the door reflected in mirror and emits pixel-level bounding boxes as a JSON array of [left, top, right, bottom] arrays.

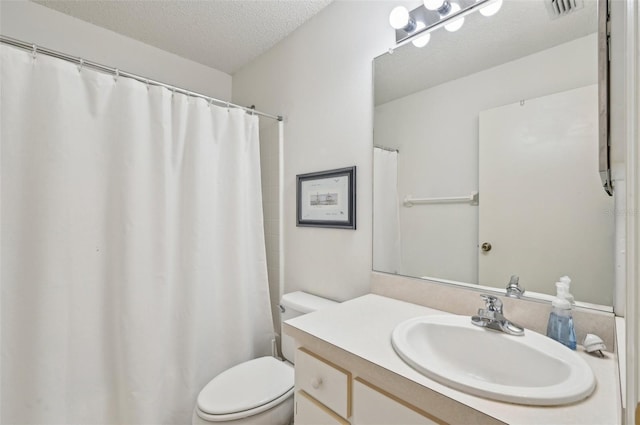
[[373, 0, 615, 307]]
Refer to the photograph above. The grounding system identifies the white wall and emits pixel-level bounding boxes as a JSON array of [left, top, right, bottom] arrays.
[[0, 1, 231, 100], [610, 0, 638, 416], [232, 1, 408, 301], [610, 0, 629, 316], [633, 0, 640, 414], [374, 35, 602, 293]]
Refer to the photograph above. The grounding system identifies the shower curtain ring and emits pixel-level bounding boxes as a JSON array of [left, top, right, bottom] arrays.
[[145, 79, 150, 90], [226, 101, 230, 111], [208, 99, 213, 108], [114, 68, 119, 82], [78, 58, 84, 73], [31, 44, 37, 60]]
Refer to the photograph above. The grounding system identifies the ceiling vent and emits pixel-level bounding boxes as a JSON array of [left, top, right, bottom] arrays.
[[545, 0, 584, 19]]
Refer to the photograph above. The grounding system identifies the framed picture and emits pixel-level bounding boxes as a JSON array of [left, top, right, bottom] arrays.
[[296, 166, 356, 229]]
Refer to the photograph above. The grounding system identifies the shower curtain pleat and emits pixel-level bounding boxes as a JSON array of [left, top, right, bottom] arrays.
[[373, 147, 402, 274], [1, 44, 274, 425]]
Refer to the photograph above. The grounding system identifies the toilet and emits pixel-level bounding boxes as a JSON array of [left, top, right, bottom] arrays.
[[192, 291, 337, 425]]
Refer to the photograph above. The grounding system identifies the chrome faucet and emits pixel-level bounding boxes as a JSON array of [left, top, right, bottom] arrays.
[[471, 294, 524, 336], [505, 275, 525, 298]]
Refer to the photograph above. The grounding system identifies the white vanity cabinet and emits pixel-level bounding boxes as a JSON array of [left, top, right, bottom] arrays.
[[294, 348, 351, 425], [294, 347, 444, 425], [296, 390, 349, 425], [352, 378, 442, 425], [285, 295, 619, 425]]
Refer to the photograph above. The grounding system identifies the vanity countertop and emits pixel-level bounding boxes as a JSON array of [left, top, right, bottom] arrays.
[[284, 293, 621, 425]]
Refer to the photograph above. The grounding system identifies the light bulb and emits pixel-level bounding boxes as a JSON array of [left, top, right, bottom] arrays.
[[423, 0, 446, 10], [444, 2, 464, 32], [479, 0, 503, 16], [411, 32, 431, 48], [389, 6, 410, 29]]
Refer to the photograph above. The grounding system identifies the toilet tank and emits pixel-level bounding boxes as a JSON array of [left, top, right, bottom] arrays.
[[279, 291, 338, 363]]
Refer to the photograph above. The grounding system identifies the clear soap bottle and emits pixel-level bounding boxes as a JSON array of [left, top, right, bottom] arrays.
[[546, 280, 577, 350]]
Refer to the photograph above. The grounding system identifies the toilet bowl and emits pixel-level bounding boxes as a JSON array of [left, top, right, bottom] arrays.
[[192, 292, 337, 425]]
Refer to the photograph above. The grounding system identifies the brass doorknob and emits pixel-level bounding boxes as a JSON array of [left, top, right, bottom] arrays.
[[481, 242, 492, 252]]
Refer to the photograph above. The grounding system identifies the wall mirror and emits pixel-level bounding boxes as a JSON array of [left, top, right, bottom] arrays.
[[373, 0, 616, 308]]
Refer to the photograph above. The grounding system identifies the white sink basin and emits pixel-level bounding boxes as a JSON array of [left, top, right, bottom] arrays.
[[391, 315, 596, 406]]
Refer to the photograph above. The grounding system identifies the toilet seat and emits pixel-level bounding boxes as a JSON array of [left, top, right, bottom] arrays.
[[196, 356, 294, 422]]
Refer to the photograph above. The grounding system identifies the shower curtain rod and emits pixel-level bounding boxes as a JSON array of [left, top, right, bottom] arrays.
[[0, 35, 283, 122]]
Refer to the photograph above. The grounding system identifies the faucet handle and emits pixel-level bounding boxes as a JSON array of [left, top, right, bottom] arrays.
[[506, 275, 525, 298], [480, 294, 503, 313]]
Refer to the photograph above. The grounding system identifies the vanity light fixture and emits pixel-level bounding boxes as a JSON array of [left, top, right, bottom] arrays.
[[444, 2, 465, 32], [423, 0, 449, 12], [389, 6, 416, 31], [478, 0, 503, 16], [389, 0, 502, 48], [412, 32, 432, 48]]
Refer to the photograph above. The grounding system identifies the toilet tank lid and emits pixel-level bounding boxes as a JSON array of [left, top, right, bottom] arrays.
[[280, 291, 338, 314]]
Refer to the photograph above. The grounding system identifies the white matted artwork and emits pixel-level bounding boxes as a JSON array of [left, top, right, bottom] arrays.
[[296, 166, 356, 229]]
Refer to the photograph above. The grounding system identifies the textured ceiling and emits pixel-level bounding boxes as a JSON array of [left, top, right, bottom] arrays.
[[33, 0, 333, 75], [375, 0, 598, 105]]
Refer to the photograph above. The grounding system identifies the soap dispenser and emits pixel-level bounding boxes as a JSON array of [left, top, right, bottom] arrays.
[[546, 278, 577, 350]]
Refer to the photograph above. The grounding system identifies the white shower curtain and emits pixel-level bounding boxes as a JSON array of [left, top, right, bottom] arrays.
[[1, 45, 274, 424], [373, 148, 402, 274]]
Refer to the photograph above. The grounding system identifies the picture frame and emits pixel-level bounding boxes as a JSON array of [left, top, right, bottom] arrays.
[[296, 166, 356, 229]]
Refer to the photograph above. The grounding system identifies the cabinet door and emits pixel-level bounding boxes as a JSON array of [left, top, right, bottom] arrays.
[[296, 348, 351, 419], [295, 391, 349, 425], [352, 379, 444, 425]]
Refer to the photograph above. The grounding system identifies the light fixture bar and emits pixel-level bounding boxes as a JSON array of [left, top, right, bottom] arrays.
[[394, 0, 496, 46]]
